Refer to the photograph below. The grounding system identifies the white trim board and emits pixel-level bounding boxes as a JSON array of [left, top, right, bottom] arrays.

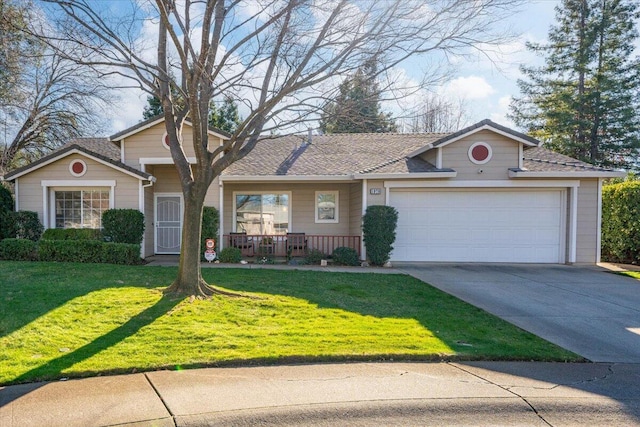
[[384, 180, 580, 189]]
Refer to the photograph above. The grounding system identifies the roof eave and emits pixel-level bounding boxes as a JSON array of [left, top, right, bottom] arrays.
[[109, 115, 231, 141], [509, 169, 626, 178], [353, 171, 458, 180], [220, 174, 356, 182]]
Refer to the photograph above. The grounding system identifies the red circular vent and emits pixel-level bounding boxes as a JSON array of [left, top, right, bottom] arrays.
[[69, 160, 87, 176], [468, 142, 492, 165], [162, 132, 171, 150]]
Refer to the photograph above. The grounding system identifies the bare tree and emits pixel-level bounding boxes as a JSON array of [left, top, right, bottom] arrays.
[[407, 93, 469, 133], [1, 49, 112, 174], [40, 0, 522, 296]]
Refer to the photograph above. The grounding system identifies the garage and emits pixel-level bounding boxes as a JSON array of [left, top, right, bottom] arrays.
[[389, 189, 565, 263]]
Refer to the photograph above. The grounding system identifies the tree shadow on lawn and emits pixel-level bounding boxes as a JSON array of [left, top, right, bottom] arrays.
[[203, 268, 580, 362], [1, 295, 180, 406], [0, 262, 177, 339]]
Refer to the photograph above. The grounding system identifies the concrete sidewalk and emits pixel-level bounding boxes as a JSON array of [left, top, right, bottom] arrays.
[[2, 362, 640, 426]]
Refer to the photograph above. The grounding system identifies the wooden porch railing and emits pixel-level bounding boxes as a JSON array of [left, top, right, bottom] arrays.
[[224, 234, 361, 259]]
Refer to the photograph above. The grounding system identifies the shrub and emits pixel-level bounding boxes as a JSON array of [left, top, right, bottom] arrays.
[[201, 206, 219, 260], [332, 246, 360, 266], [219, 247, 242, 263], [101, 243, 143, 265], [0, 238, 37, 260], [38, 239, 141, 265], [602, 181, 640, 263], [102, 209, 145, 244], [0, 210, 15, 240], [38, 239, 103, 263], [13, 211, 43, 241], [362, 205, 398, 266], [305, 248, 326, 265], [42, 228, 102, 241], [0, 184, 13, 212]]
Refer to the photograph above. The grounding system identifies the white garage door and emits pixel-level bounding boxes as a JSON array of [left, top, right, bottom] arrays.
[[389, 189, 565, 263]]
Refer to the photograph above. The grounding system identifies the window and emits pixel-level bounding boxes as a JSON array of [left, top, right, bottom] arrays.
[[55, 190, 110, 229], [315, 191, 338, 223], [235, 193, 290, 234]]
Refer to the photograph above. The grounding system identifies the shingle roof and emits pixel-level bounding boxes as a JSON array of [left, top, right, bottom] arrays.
[[223, 133, 447, 176], [522, 146, 617, 172], [3, 138, 152, 181]]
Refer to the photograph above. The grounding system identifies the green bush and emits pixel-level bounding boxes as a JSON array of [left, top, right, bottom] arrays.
[[0, 238, 37, 260], [38, 239, 141, 265], [219, 247, 242, 263], [0, 210, 15, 240], [0, 184, 13, 212], [13, 211, 43, 241], [38, 239, 103, 263], [332, 246, 360, 266], [102, 209, 145, 244], [602, 181, 640, 263], [42, 228, 103, 241], [101, 243, 143, 265], [305, 249, 326, 265], [362, 205, 398, 266], [201, 206, 219, 260]]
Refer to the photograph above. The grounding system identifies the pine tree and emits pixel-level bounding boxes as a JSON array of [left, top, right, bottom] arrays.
[[509, 0, 640, 168], [142, 94, 241, 134], [320, 60, 397, 134]]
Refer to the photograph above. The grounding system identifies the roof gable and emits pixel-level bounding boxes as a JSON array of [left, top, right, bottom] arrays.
[[3, 141, 153, 181], [109, 115, 231, 141], [408, 119, 540, 158]]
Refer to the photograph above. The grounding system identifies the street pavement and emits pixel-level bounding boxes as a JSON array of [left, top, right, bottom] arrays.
[[2, 361, 640, 426]]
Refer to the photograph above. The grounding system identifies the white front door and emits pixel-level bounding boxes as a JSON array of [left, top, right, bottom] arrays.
[[155, 194, 182, 254], [389, 189, 565, 263]]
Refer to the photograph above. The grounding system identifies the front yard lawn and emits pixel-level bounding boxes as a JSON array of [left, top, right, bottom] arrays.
[[0, 262, 580, 385]]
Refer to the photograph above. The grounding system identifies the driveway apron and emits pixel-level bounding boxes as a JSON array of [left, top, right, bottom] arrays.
[[396, 263, 640, 363]]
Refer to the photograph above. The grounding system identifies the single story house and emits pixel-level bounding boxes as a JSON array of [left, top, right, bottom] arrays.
[[1, 117, 624, 264]]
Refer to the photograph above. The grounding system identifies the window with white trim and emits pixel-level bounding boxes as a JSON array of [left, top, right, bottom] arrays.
[[235, 193, 290, 234], [315, 191, 339, 223], [54, 189, 110, 229]]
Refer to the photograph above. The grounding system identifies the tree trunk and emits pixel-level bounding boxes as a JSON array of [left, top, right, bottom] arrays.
[[164, 185, 213, 296]]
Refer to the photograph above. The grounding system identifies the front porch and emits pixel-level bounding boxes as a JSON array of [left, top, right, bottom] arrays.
[[223, 233, 361, 259]]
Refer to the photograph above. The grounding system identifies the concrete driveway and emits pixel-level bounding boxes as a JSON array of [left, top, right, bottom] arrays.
[[396, 263, 640, 363]]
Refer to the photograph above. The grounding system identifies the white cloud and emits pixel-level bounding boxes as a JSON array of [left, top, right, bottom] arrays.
[[444, 76, 495, 100]]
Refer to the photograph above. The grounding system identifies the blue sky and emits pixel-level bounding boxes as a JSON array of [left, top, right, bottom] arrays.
[[106, 0, 638, 134]]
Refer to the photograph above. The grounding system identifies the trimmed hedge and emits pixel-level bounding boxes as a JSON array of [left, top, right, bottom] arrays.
[[362, 205, 398, 266], [38, 240, 142, 265], [332, 246, 360, 266], [0, 238, 37, 261], [305, 249, 326, 265], [42, 228, 103, 241], [102, 209, 145, 244], [13, 211, 43, 241], [218, 247, 241, 263], [602, 181, 640, 263]]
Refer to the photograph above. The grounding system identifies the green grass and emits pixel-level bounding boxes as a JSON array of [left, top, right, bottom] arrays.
[[0, 261, 580, 385], [620, 271, 640, 280]]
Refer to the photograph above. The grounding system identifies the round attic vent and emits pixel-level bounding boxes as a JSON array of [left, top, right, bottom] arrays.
[[162, 131, 171, 150], [69, 159, 87, 177], [468, 142, 492, 165]]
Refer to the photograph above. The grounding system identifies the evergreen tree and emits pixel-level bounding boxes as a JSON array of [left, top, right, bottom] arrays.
[[320, 60, 397, 134], [509, 0, 640, 169], [143, 94, 240, 134]]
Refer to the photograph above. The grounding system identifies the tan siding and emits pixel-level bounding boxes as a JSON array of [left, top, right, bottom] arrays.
[[420, 149, 438, 167], [349, 182, 362, 235], [15, 154, 140, 227], [366, 180, 385, 206], [576, 178, 599, 263], [223, 183, 353, 235], [442, 130, 519, 180]]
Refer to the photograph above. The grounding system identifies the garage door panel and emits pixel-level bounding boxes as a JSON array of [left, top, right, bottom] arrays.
[[390, 189, 564, 263]]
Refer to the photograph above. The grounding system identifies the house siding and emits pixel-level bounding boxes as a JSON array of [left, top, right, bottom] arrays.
[[366, 180, 385, 206], [222, 182, 353, 236], [349, 182, 362, 236], [576, 178, 599, 263], [15, 154, 140, 227], [442, 130, 518, 180]]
